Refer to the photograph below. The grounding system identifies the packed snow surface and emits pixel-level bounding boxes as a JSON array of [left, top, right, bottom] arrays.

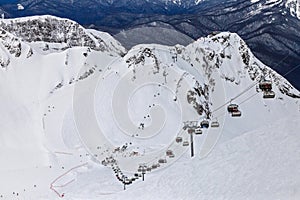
[[0, 15, 299, 199]]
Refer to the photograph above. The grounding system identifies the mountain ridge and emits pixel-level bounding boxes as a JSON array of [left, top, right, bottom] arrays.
[[0, 15, 299, 97]]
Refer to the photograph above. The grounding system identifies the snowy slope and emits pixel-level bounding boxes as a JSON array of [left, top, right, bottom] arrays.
[[84, 114, 299, 200], [0, 15, 299, 199], [185, 33, 300, 136]]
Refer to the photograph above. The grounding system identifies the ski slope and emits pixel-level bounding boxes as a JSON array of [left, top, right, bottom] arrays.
[[0, 15, 299, 200]]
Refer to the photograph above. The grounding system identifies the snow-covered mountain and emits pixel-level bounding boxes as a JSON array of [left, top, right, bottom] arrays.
[[1, 0, 300, 91], [0, 15, 299, 199], [0, 15, 126, 55], [107, 0, 300, 91]]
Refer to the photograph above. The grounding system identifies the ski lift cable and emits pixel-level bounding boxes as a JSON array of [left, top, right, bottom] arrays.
[[211, 56, 299, 114], [142, 126, 194, 167], [239, 92, 260, 106], [212, 91, 260, 120], [212, 62, 300, 118], [212, 81, 257, 113], [238, 62, 300, 103]]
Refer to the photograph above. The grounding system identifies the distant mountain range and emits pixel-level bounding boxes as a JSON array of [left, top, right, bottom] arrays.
[[0, 0, 300, 90]]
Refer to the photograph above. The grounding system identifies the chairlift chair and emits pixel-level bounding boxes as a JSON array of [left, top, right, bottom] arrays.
[[176, 137, 183, 143], [166, 150, 173, 156], [231, 110, 242, 117], [200, 120, 209, 128], [195, 128, 202, 135], [169, 154, 175, 158], [211, 121, 220, 128], [263, 90, 275, 98], [158, 158, 167, 164], [227, 104, 239, 113], [152, 164, 158, 169], [183, 141, 189, 146], [259, 80, 272, 91]]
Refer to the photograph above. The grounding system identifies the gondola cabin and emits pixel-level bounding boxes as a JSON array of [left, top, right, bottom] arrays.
[[200, 120, 209, 128], [259, 81, 272, 91], [231, 111, 242, 117], [263, 91, 275, 98], [227, 104, 239, 113]]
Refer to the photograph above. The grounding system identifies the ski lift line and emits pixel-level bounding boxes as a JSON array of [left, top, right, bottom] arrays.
[[212, 89, 259, 120], [212, 52, 297, 114], [212, 89, 261, 121], [143, 138, 179, 166], [212, 62, 300, 114], [230, 82, 257, 102], [212, 104, 229, 121], [239, 92, 260, 106], [212, 81, 257, 113], [127, 125, 186, 168], [141, 129, 188, 167]]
